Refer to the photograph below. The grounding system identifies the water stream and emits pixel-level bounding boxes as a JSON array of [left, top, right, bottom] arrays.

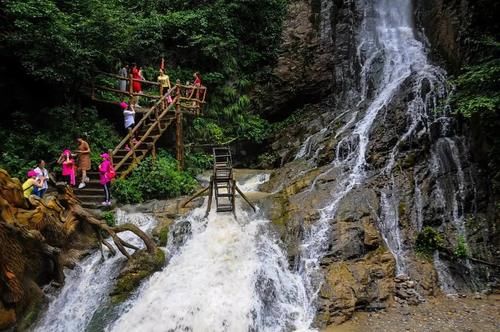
[[34, 211, 157, 332], [107, 174, 313, 332]]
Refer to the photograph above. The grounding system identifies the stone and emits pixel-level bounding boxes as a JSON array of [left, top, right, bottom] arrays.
[[110, 248, 166, 304]]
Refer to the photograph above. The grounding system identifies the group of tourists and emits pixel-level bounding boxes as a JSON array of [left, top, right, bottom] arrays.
[[118, 61, 203, 110], [22, 61, 204, 206], [23, 136, 115, 206], [118, 63, 146, 108]]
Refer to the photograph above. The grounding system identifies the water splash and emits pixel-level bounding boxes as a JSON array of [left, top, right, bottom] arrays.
[[34, 211, 157, 332], [108, 175, 313, 332]]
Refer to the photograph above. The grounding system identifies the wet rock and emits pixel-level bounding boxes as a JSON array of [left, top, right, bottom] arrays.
[[110, 248, 165, 304], [335, 188, 379, 223], [316, 249, 396, 327]]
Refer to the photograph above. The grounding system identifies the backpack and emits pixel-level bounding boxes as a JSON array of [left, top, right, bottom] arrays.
[[107, 164, 117, 180]]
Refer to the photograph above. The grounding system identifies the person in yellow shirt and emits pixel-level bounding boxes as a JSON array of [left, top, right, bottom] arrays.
[[22, 170, 42, 198], [157, 69, 172, 108]]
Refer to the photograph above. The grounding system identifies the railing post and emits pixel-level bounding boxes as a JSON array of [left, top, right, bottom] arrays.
[[129, 74, 134, 105], [175, 100, 184, 170]]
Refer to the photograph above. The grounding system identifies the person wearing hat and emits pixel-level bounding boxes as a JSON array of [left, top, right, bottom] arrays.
[[22, 170, 43, 198], [57, 149, 76, 186], [98, 153, 113, 206]]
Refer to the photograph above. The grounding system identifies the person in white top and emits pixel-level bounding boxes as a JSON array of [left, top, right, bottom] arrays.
[[122, 101, 136, 130], [33, 159, 49, 197]]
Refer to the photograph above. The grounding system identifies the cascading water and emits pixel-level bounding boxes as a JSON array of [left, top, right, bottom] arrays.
[[295, 0, 466, 313], [34, 210, 157, 332], [107, 174, 314, 332]]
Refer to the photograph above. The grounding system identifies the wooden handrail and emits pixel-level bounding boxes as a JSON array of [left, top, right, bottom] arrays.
[[96, 71, 160, 86], [114, 96, 178, 171], [112, 87, 175, 156]]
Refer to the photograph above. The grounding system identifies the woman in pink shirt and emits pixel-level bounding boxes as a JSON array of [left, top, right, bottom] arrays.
[[57, 149, 76, 186], [99, 153, 112, 205]]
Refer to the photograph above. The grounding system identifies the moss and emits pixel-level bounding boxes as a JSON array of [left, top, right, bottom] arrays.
[[110, 248, 165, 304], [158, 225, 169, 247], [402, 153, 417, 168], [398, 202, 407, 217], [16, 291, 44, 331]]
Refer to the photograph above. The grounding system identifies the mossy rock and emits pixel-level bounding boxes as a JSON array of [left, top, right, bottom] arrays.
[[152, 217, 173, 247], [110, 248, 165, 304], [16, 280, 45, 331]]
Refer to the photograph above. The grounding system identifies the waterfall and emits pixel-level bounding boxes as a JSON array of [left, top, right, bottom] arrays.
[[107, 174, 314, 331], [294, 0, 462, 316], [33, 211, 157, 332]]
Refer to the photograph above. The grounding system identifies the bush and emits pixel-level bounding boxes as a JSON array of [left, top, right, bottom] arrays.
[[184, 151, 213, 176], [112, 151, 197, 204], [111, 179, 143, 204], [415, 227, 444, 259], [101, 211, 116, 227], [454, 235, 469, 258]]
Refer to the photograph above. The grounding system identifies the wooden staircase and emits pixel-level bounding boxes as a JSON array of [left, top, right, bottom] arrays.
[[78, 82, 207, 208]]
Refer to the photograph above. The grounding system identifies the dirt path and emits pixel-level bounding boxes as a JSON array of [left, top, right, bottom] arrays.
[[324, 295, 500, 332]]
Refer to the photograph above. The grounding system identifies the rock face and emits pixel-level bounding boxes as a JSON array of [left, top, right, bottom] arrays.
[[258, 0, 360, 121], [258, 0, 498, 329]]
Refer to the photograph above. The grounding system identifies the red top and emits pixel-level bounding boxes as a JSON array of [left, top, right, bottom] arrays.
[[194, 76, 202, 86], [132, 67, 142, 92]]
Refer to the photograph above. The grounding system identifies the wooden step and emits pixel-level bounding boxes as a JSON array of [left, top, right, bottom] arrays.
[[76, 194, 105, 203], [75, 187, 104, 194]]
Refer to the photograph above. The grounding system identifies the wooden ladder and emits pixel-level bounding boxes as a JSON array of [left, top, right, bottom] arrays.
[[212, 147, 235, 212]]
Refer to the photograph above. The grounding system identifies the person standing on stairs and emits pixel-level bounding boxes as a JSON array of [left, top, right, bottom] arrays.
[[118, 63, 129, 92], [57, 149, 76, 186], [131, 63, 142, 108], [99, 153, 112, 206], [122, 101, 138, 151], [158, 68, 172, 108], [76, 137, 91, 189]]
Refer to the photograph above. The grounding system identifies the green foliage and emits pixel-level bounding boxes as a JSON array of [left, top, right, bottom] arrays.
[[184, 151, 213, 176], [0, 106, 120, 179], [415, 227, 444, 259], [101, 211, 116, 227], [451, 37, 500, 117], [111, 178, 143, 204], [112, 150, 197, 204], [454, 235, 469, 258], [452, 58, 500, 117], [3, 0, 132, 84]]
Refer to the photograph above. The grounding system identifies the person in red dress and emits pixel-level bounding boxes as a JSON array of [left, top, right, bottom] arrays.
[[131, 63, 142, 107]]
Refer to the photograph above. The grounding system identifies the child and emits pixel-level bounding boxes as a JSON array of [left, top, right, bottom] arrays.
[[99, 153, 113, 205]]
